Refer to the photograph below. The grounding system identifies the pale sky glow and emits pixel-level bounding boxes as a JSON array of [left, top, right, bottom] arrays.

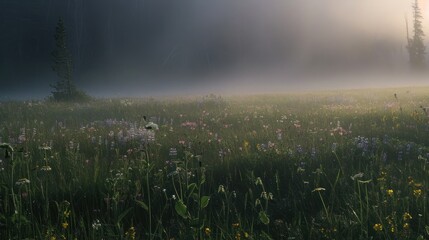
[[1, 0, 429, 99], [298, 1, 421, 41]]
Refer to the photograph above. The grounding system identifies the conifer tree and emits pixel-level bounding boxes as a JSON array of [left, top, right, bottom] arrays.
[[407, 0, 426, 70], [51, 18, 89, 101]]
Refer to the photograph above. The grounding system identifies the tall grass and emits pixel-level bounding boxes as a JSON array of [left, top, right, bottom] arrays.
[[0, 88, 429, 239]]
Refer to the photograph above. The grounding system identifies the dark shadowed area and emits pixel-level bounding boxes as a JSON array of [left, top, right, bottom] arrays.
[[1, 0, 428, 99]]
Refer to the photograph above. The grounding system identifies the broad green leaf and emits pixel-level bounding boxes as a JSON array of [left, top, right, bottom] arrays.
[[200, 196, 210, 209], [135, 200, 149, 211], [175, 200, 188, 219], [259, 210, 270, 225]]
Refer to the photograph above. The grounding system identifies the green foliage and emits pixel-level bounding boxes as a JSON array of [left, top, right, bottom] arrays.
[[1, 88, 429, 239], [175, 200, 188, 219]]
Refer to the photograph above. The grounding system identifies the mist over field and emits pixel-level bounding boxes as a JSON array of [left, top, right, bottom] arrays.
[[1, 0, 429, 99], [4, 2, 429, 239]]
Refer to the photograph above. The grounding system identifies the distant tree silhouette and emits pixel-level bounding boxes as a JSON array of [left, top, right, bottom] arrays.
[[51, 18, 89, 101], [406, 0, 426, 70]]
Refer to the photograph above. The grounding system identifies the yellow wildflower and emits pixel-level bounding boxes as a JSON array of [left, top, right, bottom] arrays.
[[413, 189, 422, 198], [243, 141, 249, 149], [386, 215, 394, 225], [125, 226, 136, 240], [244, 232, 249, 238], [204, 227, 211, 236], [386, 189, 394, 197], [403, 212, 412, 222], [373, 223, 383, 232], [61, 222, 68, 229], [407, 176, 414, 185], [235, 233, 241, 240], [403, 223, 410, 230]]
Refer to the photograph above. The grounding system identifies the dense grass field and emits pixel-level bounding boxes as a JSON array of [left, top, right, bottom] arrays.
[[1, 87, 429, 239]]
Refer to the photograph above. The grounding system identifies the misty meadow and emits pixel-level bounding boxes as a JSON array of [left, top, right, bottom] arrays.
[[3, 0, 429, 239], [1, 88, 429, 239]]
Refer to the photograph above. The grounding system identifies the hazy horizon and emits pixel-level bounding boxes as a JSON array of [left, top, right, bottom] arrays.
[[1, 0, 429, 99]]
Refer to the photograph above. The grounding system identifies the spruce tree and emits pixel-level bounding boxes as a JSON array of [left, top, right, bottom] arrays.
[[51, 18, 89, 101], [407, 0, 426, 70]]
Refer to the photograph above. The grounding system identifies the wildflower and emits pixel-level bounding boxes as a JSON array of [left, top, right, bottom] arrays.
[[403, 223, 410, 230], [296, 145, 303, 154], [403, 212, 412, 221], [232, 223, 240, 228], [169, 148, 177, 157], [413, 189, 422, 198], [386, 215, 394, 225], [63, 210, 71, 218], [204, 227, 211, 236], [386, 189, 394, 197], [92, 219, 101, 230], [125, 226, 136, 240], [331, 142, 338, 152], [62, 222, 69, 229], [243, 140, 250, 149], [219, 149, 225, 158], [407, 176, 414, 185], [39, 146, 52, 150], [373, 223, 383, 232], [15, 178, 30, 186], [244, 232, 249, 238], [235, 232, 241, 240], [40, 166, 52, 171], [218, 185, 225, 193], [277, 132, 282, 140]]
